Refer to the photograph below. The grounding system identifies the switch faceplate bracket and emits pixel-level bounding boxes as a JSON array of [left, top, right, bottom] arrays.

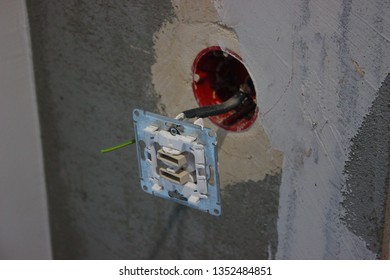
[[133, 109, 221, 216]]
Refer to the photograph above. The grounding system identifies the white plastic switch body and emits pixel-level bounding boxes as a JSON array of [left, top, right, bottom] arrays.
[[133, 109, 221, 216]]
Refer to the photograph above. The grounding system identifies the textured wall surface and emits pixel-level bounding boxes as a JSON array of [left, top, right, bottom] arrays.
[[151, 0, 283, 188], [27, 0, 280, 259], [216, 0, 390, 259], [26, 0, 389, 259]]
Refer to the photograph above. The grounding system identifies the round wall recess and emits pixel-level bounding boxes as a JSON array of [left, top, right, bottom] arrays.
[[192, 46, 258, 132]]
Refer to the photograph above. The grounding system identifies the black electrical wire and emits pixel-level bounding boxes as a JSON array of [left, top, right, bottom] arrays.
[[182, 91, 249, 119], [101, 91, 250, 153]]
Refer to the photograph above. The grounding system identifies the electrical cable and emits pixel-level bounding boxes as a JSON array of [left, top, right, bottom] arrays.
[[100, 139, 135, 153], [182, 91, 249, 119], [101, 91, 249, 153]]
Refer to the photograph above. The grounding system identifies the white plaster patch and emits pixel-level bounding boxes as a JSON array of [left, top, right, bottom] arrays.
[[215, 0, 390, 259], [151, 0, 283, 188]]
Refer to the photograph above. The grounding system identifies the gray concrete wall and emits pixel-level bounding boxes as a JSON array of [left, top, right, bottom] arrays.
[[26, 0, 389, 259], [0, 0, 51, 259]]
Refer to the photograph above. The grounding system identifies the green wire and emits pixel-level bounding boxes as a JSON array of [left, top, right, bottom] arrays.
[[100, 139, 135, 153]]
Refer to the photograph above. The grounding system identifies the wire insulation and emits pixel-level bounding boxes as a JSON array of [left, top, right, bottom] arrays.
[[182, 91, 249, 119], [101, 92, 250, 153], [100, 139, 135, 153]]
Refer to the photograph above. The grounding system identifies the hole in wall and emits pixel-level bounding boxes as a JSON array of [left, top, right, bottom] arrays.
[[192, 46, 259, 132]]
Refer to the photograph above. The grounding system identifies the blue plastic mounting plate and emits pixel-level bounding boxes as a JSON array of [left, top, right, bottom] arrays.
[[133, 109, 221, 216]]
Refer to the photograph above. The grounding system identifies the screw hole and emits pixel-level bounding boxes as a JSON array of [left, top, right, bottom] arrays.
[[134, 110, 140, 117], [214, 209, 220, 215], [208, 165, 215, 185], [142, 185, 148, 191], [139, 140, 146, 160]]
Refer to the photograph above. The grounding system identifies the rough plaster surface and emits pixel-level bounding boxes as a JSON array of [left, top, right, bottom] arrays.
[[152, 0, 283, 187], [383, 171, 390, 259], [27, 0, 175, 259], [343, 73, 390, 255], [27, 0, 280, 259], [27, 0, 389, 259], [149, 176, 281, 260], [216, 0, 390, 259]]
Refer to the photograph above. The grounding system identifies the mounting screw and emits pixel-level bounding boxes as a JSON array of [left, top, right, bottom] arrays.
[[169, 127, 179, 136]]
